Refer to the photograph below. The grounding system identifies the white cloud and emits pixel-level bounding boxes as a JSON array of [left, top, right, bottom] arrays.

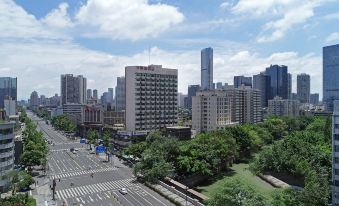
[[75, 0, 184, 41], [230, 0, 326, 43], [41, 2, 73, 29], [0, 0, 323, 100], [0, 0, 63, 39], [326, 32, 339, 43]]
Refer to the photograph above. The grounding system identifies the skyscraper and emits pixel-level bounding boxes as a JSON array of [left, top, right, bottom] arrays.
[[108, 88, 114, 103], [201, 47, 213, 90], [187, 85, 200, 109], [0, 77, 17, 108], [297, 73, 310, 103], [234, 76, 252, 88], [310, 93, 319, 105], [93, 89, 98, 100], [288, 73, 292, 99], [115, 77, 125, 112], [323, 44, 339, 111], [30, 91, 39, 108], [87, 89, 92, 100], [61, 74, 87, 105], [253, 73, 271, 107], [216, 82, 223, 89], [265, 65, 288, 99], [125, 65, 177, 131], [332, 100, 339, 205]]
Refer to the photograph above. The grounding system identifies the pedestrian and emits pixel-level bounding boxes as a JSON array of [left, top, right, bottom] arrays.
[[59, 178, 61, 182]]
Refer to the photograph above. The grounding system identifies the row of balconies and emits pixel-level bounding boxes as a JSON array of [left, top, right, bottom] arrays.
[[0, 142, 13, 150]]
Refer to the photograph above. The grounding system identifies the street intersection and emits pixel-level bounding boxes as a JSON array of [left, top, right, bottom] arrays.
[[29, 112, 174, 206]]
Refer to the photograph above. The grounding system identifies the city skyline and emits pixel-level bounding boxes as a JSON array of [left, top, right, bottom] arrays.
[[1, 0, 339, 99]]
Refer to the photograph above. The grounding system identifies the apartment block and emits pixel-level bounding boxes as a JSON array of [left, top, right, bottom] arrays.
[[268, 96, 300, 117], [125, 65, 178, 131], [192, 86, 262, 133]]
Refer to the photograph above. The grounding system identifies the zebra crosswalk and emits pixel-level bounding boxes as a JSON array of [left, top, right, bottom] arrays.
[[51, 167, 118, 179], [56, 178, 134, 200]]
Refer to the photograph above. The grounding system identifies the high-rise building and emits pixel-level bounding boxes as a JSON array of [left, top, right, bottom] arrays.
[[0, 77, 17, 108], [253, 73, 271, 107], [332, 100, 339, 205], [108, 88, 114, 103], [30, 91, 39, 108], [101, 92, 108, 105], [93, 89, 98, 100], [288, 73, 292, 99], [192, 86, 262, 132], [125, 65, 177, 131], [265, 65, 288, 99], [4, 99, 16, 116], [216, 82, 223, 89], [87, 89, 92, 100], [323, 44, 339, 111], [297, 73, 310, 103], [61, 74, 87, 105], [0, 119, 15, 192], [187, 85, 200, 109], [177, 93, 187, 108], [268, 96, 300, 117], [310, 93, 319, 105], [115, 77, 126, 112], [234, 76, 252, 88], [201, 47, 213, 90]]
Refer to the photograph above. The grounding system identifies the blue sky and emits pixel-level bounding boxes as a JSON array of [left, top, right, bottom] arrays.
[[1, 0, 339, 99]]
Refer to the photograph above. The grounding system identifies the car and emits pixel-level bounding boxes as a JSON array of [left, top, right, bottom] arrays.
[[90, 151, 95, 154], [119, 188, 128, 195], [74, 148, 79, 151], [72, 151, 77, 154]]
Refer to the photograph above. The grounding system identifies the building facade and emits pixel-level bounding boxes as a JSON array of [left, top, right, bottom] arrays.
[[192, 86, 262, 133], [81, 105, 103, 124], [288, 73, 292, 99], [0, 122, 15, 192], [310, 93, 319, 105], [332, 100, 339, 205], [61, 74, 87, 105], [115, 77, 126, 112], [4, 99, 16, 116], [187, 85, 200, 109], [103, 111, 125, 126], [0, 77, 17, 108], [253, 73, 271, 107], [265, 65, 288, 100], [297, 73, 310, 103], [268, 96, 300, 117], [30, 91, 39, 108], [87, 89, 92, 100], [234, 76, 252, 88], [323, 44, 339, 111], [93, 89, 98, 100], [125, 65, 178, 131], [201, 47, 213, 90]]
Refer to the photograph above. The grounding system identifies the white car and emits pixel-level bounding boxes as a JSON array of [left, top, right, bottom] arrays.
[[119, 188, 128, 195]]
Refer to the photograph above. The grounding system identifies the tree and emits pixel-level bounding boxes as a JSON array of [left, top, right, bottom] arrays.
[[103, 130, 111, 161], [16, 171, 35, 191], [87, 129, 99, 150], [124, 141, 147, 158], [207, 178, 268, 206]]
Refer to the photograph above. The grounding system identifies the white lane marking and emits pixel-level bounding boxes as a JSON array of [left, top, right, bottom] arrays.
[[79, 197, 85, 204], [97, 194, 102, 200], [89, 195, 94, 202], [44, 200, 48, 206], [141, 186, 168, 206]]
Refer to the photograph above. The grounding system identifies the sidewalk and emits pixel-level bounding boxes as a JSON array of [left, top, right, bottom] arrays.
[[146, 182, 203, 206], [32, 168, 57, 206]]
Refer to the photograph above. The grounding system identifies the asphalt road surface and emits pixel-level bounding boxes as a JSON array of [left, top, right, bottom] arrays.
[[28, 111, 174, 206]]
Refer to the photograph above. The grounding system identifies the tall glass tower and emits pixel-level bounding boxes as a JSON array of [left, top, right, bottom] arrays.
[[201, 47, 213, 90], [323, 44, 339, 111], [265, 65, 288, 100], [0, 77, 17, 108]]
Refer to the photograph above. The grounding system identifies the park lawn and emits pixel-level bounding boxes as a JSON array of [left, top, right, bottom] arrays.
[[196, 163, 278, 200]]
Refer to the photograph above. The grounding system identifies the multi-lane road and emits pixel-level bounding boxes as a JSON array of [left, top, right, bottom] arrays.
[[28, 112, 174, 206]]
